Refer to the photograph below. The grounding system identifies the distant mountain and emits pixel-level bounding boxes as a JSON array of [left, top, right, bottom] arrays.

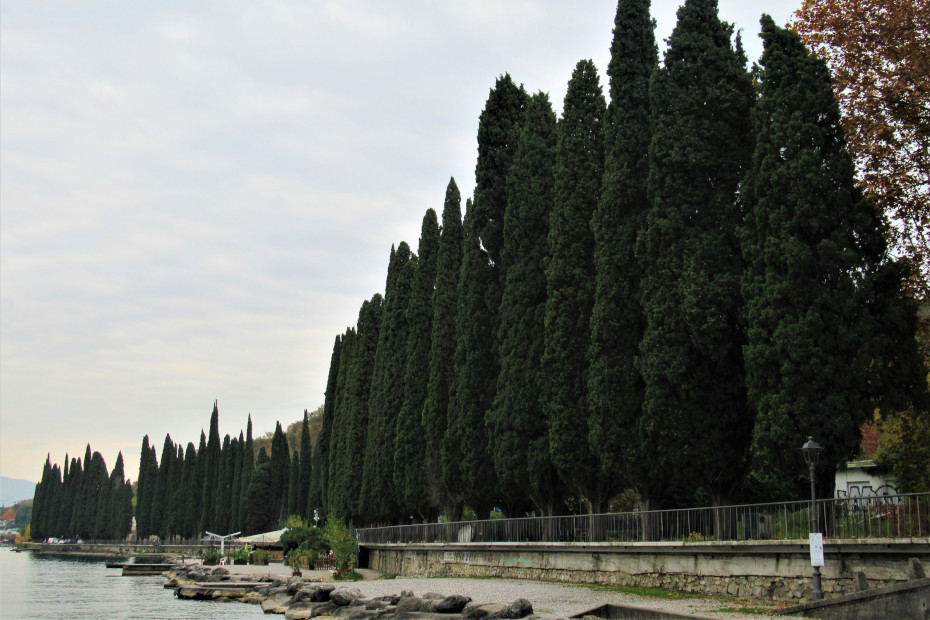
[[1, 476, 37, 505]]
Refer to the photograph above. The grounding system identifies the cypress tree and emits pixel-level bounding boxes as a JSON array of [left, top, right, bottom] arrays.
[[488, 91, 560, 515], [237, 417, 254, 532], [150, 434, 174, 538], [395, 210, 440, 520], [136, 436, 157, 539], [445, 199, 497, 517], [110, 453, 133, 539], [270, 422, 291, 525], [362, 244, 414, 524], [287, 449, 300, 517], [180, 442, 200, 537], [244, 462, 276, 533], [311, 336, 341, 521], [229, 432, 244, 531], [297, 410, 313, 520], [200, 401, 221, 532], [191, 431, 207, 535], [543, 59, 611, 512], [423, 179, 463, 515], [638, 0, 753, 513], [587, 0, 660, 508], [168, 444, 185, 537], [32, 457, 52, 539], [326, 328, 357, 519], [742, 15, 928, 500], [214, 434, 235, 533]]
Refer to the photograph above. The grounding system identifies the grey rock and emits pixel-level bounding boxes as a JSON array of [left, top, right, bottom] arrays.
[[434, 594, 472, 613], [464, 603, 506, 619], [186, 570, 204, 581], [423, 592, 445, 600], [396, 596, 429, 613], [331, 586, 363, 606], [500, 598, 533, 618], [212, 567, 230, 576], [287, 577, 304, 594]]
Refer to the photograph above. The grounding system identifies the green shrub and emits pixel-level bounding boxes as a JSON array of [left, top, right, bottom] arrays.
[[324, 517, 358, 575], [251, 548, 270, 565], [202, 547, 220, 565]]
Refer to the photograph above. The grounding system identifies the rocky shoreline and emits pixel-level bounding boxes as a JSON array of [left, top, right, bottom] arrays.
[[164, 564, 536, 619]]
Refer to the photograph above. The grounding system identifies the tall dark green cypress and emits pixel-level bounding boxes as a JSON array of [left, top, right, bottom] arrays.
[[287, 449, 300, 517], [445, 200, 497, 517], [329, 295, 382, 521], [311, 336, 341, 520], [488, 91, 559, 515], [297, 410, 313, 520], [110, 453, 133, 539], [180, 442, 199, 537], [229, 432, 244, 531], [423, 180, 463, 515], [327, 328, 356, 519], [588, 0, 660, 509], [237, 418, 253, 532], [32, 457, 53, 539], [200, 401, 221, 532], [638, 0, 753, 512], [270, 422, 291, 525], [741, 16, 928, 500], [214, 434, 235, 533], [543, 59, 610, 512], [395, 210, 440, 519], [363, 243, 415, 524], [150, 434, 174, 538], [136, 436, 157, 538]]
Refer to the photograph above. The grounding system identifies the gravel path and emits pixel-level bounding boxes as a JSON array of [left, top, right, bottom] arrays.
[[344, 576, 793, 619]]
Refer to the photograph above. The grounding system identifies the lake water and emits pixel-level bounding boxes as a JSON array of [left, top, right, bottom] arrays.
[[0, 547, 263, 619]]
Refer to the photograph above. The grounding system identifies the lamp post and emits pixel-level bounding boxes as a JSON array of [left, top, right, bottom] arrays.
[[801, 436, 824, 600]]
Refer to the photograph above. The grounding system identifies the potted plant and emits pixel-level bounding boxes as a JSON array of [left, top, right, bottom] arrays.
[[251, 548, 270, 565], [202, 547, 220, 566]]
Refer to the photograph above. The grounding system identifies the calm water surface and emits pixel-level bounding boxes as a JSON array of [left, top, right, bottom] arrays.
[[0, 547, 263, 619]]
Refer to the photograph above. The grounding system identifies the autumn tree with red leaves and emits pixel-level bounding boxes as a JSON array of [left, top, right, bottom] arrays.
[[793, 0, 929, 299]]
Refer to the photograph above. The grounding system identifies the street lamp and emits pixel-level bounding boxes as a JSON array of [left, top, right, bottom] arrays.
[[801, 436, 824, 600]]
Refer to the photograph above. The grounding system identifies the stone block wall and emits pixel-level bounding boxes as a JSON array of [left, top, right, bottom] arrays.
[[364, 540, 929, 603]]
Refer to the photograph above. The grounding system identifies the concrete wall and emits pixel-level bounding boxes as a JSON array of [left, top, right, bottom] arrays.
[[363, 539, 929, 603]]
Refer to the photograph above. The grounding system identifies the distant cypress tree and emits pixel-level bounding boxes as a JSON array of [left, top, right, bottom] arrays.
[[237, 418, 254, 532], [200, 401, 221, 532], [311, 336, 341, 521], [180, 442, 200, 537], [229, 432, 244, 531], [297, 410, 313, 520], [489, 91, 560, 515], [395, 210, 440, 520], [287, 449, 300, 517], [270, 422, 291, 526], [423, 180, 463, 515], [587, 0, 659, 508], [214, 434, 234, 533], [445, 199, 497, 517], [363, 244, 414, 524], [32, 457, 53, 539], [191, 431, 207, 534], [150, 434, 174, 538], [639, 0, 753, 512], [543, 59, 611, 512], [110, 453, 133, 539], [168, 444, 185, 537], [244, 461, 275, 533], [742, 15, 928, 500], [136, 436, 157, 539]]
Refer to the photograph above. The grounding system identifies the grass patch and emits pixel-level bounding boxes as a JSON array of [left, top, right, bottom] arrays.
[[706, 606, 777, 615], [333, 571, 364, 581], [582, 584, 703, 600]]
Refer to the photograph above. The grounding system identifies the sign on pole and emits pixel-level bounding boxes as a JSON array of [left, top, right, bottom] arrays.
[[809, 533, 824, 567]]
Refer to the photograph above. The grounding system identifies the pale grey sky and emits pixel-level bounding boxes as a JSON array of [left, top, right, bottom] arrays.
[[0, 0, 799, 483]]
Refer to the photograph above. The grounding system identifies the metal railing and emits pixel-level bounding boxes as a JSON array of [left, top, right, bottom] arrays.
[[356, 492, 929, 545]]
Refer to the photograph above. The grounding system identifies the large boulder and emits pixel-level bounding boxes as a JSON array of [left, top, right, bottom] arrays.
[[396, 595, 430, 613], [463, 599, 533, 619], [330, 586, 363, 606], [286, 577, 304, 594], [435, 595, 472, 613]]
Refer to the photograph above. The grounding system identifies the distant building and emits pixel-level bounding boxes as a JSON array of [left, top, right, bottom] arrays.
[[834, 459, 898, 502]]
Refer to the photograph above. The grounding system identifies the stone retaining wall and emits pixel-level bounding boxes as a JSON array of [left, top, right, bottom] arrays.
[[364, 539, 929, 603]]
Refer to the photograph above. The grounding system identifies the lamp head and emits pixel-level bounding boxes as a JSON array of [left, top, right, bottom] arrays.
[[801, 436, 822, 466]]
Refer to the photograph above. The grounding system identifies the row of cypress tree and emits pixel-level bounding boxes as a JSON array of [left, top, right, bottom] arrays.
[[31, 446, 133, 541], [310, 0, 926, 527]]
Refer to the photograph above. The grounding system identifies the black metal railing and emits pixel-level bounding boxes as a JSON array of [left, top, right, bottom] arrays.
[[356, 492, 929, 545]]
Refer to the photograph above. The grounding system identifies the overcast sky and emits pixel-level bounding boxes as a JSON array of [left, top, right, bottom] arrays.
[[1, 0, 798, 484]]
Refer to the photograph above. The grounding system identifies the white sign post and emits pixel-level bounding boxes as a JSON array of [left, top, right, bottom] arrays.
[[809, 532, 824, 567]]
